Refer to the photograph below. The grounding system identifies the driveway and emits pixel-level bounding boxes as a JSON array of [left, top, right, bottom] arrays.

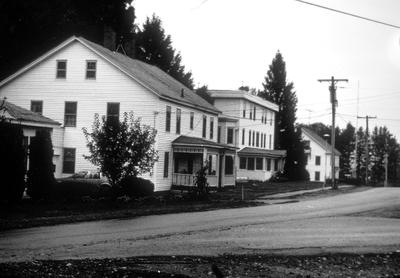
[[1, 187, 400, 262]]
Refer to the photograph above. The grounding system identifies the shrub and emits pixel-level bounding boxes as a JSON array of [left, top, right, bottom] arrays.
[[53, 179, 104, 200], [0, 122, 26, 202], [27, 129, 55, 200], [119, 176, 154, 198]]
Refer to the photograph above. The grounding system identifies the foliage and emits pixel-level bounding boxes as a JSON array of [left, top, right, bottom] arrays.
[[259, 51, 308, 180], [0, 0, 135, 80], [119, 176, 154, 198], [27, 129, 55, 200], [195, 85, 214, 104], [0, 122, 26, 202], [54, 179, 106, 200], [83, 112, 158, 189], [370, 126, 399, 183], [192, 163, 210, 199], [135, 15, 194, 89]]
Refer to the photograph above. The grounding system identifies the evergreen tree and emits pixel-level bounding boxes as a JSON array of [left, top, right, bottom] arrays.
[[27, 129, 55, 200], [260, 52, 308, 180], [135, 15, 194, 89], [0, 122, 26, 202]]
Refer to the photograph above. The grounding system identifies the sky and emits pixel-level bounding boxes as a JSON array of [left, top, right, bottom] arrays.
[[134, 0, 400, 138]]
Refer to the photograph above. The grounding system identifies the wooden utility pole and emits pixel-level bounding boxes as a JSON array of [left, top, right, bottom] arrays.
[[318, 76, 348, 189], [357, 115, 377, 185]]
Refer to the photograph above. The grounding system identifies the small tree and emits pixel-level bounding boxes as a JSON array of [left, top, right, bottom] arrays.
[[0, 122, 26, 202], [27, 129, 55, 200], [193, 163, 209, 199], [83, 112, 158, 189]]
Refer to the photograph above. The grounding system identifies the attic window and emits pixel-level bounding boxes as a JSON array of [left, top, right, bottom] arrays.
[[86, 60, 97, 79], [56, 60, 67, 79]]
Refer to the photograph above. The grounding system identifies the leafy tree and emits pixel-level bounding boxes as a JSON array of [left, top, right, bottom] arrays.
[[336, 123, 355, 179], [0, 122, 26, 202], [370, 126, 399, 183], [354, 126, 367, 182], [192, 163, 209, 199], [83, 112, 158, 189], [27, 129, 55, 200], [135, 15, 194, 89], [259, 51, 308, 180], [196, 85, 214, 104]]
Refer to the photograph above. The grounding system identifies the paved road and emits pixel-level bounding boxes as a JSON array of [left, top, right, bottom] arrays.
[[1, 188, 400, 262]]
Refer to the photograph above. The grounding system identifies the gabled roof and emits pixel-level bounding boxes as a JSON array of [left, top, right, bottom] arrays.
[[172, 135, 237, 151], [208, 89, 279, 112], [0, 36, 219, 115], [301, 127, 341, 156], [1, 100, 60, 126], [238, 147, 286, 158]]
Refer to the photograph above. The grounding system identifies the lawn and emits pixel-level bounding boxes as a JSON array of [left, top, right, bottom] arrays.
[[0, 181, 328, 231]]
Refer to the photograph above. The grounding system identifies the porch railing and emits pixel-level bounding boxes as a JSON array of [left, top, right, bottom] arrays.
[[172, 173, 218, 187]]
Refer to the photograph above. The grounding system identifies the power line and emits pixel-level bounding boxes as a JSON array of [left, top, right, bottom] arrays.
[[294, 0, 400, 29]]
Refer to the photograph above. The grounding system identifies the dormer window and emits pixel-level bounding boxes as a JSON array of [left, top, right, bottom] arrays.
[[86, 60, 97, 79], [56, 60, 67, 79]]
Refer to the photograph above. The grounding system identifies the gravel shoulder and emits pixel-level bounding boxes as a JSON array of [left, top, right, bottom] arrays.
[[1, 253, 399, 277]]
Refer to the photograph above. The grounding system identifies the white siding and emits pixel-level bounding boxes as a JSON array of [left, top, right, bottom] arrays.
[[0, 41, 219, 191]]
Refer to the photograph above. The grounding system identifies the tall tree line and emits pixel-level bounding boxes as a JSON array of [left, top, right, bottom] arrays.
[[0, 1, 194, 88]]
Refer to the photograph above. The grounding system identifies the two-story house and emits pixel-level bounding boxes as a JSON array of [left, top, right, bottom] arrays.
[[0, 36, 236, 191], [301, 127, 340, 182], [208, 90, 286, 181]]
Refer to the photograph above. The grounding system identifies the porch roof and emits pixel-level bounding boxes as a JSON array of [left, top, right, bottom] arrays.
[[172, 135, 237, 151], [1, 100, 60, 127], [238, 147, 286, 158]]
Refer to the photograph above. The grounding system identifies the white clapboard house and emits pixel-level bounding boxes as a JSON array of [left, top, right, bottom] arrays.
[[207, 90, 286, 181], [301, 127, 340, 182], [0, 36, 237, 191]]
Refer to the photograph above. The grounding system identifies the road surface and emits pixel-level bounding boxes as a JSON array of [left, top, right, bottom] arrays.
[[1, 187, 400, 262]]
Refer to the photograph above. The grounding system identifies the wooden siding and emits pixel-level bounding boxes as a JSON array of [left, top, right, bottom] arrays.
[[0, 41, 218, 191]]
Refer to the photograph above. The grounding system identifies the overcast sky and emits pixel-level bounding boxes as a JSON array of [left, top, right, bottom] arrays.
[[134, 0, 400, 138]]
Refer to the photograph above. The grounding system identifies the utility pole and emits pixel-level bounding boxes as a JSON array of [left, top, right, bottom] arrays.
[[357, 115, 377, 185], [318, 76, 348, 189]]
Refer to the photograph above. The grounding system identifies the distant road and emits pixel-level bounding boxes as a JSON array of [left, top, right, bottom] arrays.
[[1, 188, 400, 262]]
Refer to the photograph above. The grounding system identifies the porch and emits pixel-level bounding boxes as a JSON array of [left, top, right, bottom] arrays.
[[171, 136, 237, 188]]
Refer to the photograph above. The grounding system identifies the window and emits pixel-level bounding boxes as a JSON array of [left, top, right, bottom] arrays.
[[315, 155, 321, 166], [265, 111, 268, 125], [208, 154, 217, 175], [56, 60, 67, 79], [190, 112, 194, 130], [225, 156, 234, 175], [247, 157, 255, 170], [252, 131, 255, 146], [242, 128, 245, 145], [256, 132, 260, 147], [63, 148, 76, 174], [31, 100, 43, 115], [217, 126, 221, 143], [166, 106, 171, 132], [242, 104, 246, 118], [274, 159, 279, 171], [256, 157, 263, 170], [176, 108, 181, 134], [202, 116, 207, 138], [107, 102, 120, 123], [64, 101, 77, 127], [248, 130, 251, 146], [315, 171, 320, 181], [210, 117, 214, 139], [253, 106, 256, 121], [249, 105, 253, 120], [163, 152, 169, 177], [86, 60, 97, 79], [269, 134, 272, 149], [239, 157, 247, 169], [227, 127, 234, 144], [266, 159, 271, 171]]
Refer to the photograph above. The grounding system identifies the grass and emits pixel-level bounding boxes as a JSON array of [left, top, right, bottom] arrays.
[[0, 181, 339, 231]]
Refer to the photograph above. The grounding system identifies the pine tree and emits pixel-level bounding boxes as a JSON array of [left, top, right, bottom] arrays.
[[260, 51, 308, 180], [135, 15, 194, 89]]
